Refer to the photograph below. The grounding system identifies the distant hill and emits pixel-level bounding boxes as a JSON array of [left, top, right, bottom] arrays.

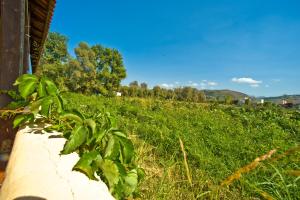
[[203, 89, 249, 100], [258, 95, 300, 104]]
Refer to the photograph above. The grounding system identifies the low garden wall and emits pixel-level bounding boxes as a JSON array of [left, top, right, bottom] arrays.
[[0, 126, 114, 200]]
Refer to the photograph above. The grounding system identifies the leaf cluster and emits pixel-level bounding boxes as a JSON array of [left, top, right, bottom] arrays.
[[11, 74, 144, 199]]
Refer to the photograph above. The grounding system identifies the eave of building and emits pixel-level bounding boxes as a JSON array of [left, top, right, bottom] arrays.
[[29, 0, 56, 72]]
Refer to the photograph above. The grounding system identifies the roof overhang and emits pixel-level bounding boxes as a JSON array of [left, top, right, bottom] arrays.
[[29, 0, 56, 72]]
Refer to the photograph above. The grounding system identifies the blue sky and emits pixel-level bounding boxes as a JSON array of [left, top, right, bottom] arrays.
[[50, 0, 300, 96]]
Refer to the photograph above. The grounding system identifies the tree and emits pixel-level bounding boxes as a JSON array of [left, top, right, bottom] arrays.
[[153, 86, 162, 98], [166, 89, 175, 100], [128, 81, 139, 97], [38, 32, 127, 96], [40, 32, 69, 65], [92, 45, 127, 92], [73, 42, 102, 94], [140, 82, 148, 97], [120, 86, 129, 96], [182, 87, 193, 101], [37, 32, 70, 90], [140, 82, 148, 90], [197, 91, 206, 102], [225, 95, 233, 104], [245, 98, 251, 105], [129, 81, 139, 87]]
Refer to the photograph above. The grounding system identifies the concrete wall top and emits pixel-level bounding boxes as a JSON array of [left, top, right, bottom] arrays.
[[0, 126, 115, 200]]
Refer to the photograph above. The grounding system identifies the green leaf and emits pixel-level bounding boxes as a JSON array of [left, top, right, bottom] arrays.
[[18, 79, 37, 99], [104, 135, 120, 159], [13, 114, 34, 128], [44, 124, 65, 132], [60, 112, 83, 124], [30, 98, 44, 114], [14, 74, 37, 86], [117, 136, 135, 164], [53, 95, 64, 113], [72, 109, 85, 120], [111, 130, 127, 138], [37, 78, 47, 98], [100, 159, 120, 189], [137, 167, 145, 182], [106, 112, 117, 128], [40, 96, 54, 117], [95, 129, 106, 144], [44, 78, 59, 95], [73, 151, 101, 180], [7, 90, 21, 100], [6, 101, 28, 110], [61, 125, 87, 154], [123, 169, 138, 196], [84, 119, 96, 134], [114, 162, 127, 177]]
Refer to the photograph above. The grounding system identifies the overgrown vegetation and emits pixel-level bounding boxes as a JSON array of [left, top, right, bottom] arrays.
[[63, 93, 300, 199], [3, 75, 144, 199], [38, 32, 126, 96], [3, 31, 298, 199]]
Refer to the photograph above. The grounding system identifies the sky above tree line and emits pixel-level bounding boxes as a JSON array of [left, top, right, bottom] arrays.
[[50, 0, 300, 97]]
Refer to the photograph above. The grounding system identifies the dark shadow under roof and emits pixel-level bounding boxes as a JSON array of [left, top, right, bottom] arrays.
[[29, 0, 56, 72]]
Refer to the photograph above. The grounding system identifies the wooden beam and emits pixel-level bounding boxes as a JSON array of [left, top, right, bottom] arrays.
[[23, 0, 30, 74], [0, 0, 26, 108]]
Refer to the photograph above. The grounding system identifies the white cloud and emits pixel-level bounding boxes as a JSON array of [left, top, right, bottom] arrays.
[[250, 84, 260, 88], [200, 80, 219, 89], [232, 77, 262, 89], [207, 81, 218, 86], [186, 81, 199, 88], [271, 79, 281, 83], [161, 83, 174, 88], [232, 77, 262, 84], [161, 80, 218, 89]]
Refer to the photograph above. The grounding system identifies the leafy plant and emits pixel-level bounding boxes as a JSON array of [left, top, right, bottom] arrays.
[[9, 74, 144, 199]]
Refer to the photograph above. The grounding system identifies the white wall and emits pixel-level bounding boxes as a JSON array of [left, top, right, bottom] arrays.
[[0, 126, 114, 200]]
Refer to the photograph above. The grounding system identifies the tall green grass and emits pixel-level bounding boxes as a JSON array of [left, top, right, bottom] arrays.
[[63, 93, 300, 199]]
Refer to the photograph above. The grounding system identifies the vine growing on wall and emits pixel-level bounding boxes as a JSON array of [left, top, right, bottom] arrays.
[[1, 74, 144, 199]]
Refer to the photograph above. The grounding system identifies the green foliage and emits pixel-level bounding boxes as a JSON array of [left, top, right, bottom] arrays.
[[63, 93, 300, 199], [13, 113, 34, 128], [121, 81, 206, 103], [11, 74, 143, 199], [40, 32, 70, 65], [38, 32, 127, 96], [61, 125, 88, 154], [92, 44, 127, 92]]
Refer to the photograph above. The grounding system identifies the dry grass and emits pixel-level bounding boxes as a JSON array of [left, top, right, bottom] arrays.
[[179, 138, 192, 187], [221, 149, 277, 187]]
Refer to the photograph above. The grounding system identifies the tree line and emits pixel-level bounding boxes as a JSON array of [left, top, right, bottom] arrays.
[[38, 32, 207, 102], [120, 81, 206, 102]]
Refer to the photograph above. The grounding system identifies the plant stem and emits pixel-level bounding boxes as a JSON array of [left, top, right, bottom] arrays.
[[179, 138, 192, 187]]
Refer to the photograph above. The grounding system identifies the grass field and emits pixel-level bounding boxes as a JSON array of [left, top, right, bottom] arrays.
[[63, 92, 300, 200]]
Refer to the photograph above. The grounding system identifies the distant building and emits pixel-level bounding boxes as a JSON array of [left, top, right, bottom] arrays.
[[281, 99, 294, 108], [282, 100, 288, 105], [260, 99, 264, 104], [116, 92, 122, 97]]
